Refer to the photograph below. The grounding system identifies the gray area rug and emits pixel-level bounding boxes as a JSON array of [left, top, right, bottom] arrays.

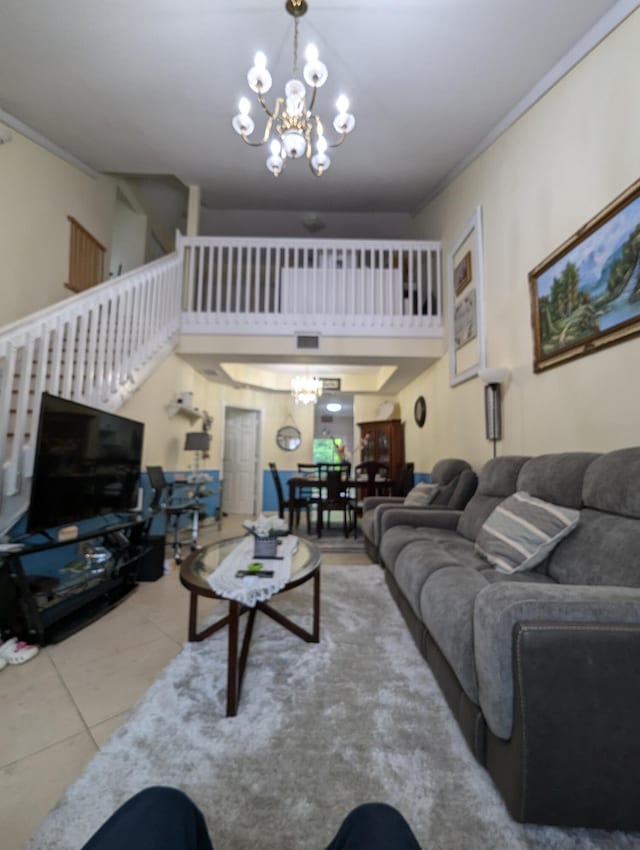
[[297, 529, 365, 553], [27, 565, 638, 850]]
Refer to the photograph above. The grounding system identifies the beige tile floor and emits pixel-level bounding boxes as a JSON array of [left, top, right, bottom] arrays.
[[0, 516, 369, 850]]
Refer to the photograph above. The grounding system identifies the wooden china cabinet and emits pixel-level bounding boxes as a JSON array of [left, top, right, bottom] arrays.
[[357, 419, 405, 483]]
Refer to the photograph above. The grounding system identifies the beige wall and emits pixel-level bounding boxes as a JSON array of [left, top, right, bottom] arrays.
[[0, 128, 117, 326], [403, 8, 640, 471], [119, 353, 319, 475]]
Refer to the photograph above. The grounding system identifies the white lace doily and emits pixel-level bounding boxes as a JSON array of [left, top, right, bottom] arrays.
[[206, 535, 298, 607]]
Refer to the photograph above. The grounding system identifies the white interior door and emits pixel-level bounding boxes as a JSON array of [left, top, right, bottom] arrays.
[[223, 407, 260, 515]]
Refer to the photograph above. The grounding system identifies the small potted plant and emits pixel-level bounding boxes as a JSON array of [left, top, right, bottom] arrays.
[[243, 515, 289, 557]]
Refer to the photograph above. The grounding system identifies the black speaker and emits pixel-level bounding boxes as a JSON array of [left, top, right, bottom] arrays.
[[137, 535, 166, 581]]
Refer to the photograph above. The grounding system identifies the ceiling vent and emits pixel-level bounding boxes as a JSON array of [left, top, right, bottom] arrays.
[[296, 334, 320, 350]]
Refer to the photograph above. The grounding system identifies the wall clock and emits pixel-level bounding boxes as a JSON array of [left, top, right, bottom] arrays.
[[414, 396, 427, 428]]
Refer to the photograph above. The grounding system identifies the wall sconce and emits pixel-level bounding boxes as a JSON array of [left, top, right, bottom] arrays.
[[479, 367, 510, 457]]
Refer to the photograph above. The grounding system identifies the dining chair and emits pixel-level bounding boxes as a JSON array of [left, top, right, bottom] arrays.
[[354, 461, 390, 499], [391, 462, 415, 497], [269, 462, 311, 534], [316, 465, 354, 537]]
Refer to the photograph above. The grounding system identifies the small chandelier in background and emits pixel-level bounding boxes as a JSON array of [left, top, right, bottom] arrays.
[[232, 0, 355, 177], [291, 375, 323, 405]]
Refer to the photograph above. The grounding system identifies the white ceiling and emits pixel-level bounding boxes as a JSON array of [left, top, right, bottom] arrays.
[[0, 0, 633, 395], [0, 0, 629, 216]]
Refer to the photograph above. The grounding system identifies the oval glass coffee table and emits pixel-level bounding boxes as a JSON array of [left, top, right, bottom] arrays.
[[180, 535, 321, 716]]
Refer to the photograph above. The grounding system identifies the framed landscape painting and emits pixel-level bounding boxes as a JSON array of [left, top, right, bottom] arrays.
[[529, 177, 640, 372]]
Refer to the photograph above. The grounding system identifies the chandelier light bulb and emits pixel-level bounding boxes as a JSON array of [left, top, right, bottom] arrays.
[[305, 44, 319, 63], [311, 152, 331, 175], [232, 112, 255, 136], [333, 111, 355, 135], [336, 94, 350, 114], [316, 135, 328, 154], [254, 51, 267, 69], [238, 97, 251, 115], [270, 139, 282, 156], [266, 154, 284, 176], [247, 63, 272, 94]]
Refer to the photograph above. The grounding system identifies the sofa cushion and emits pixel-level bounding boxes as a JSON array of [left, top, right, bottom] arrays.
[[391, 531, 484, 617], [582, 447, 640, 517], [475, 491, 580, 575], [516, 452, 599, 509], [547, 509, 640, 586], [378, 511, 461, 568], [420, 566, 487, 704], [473, 582, 640, 739], [457, 456, 530, 542], [404, 482, 439, 507], [431, 468, 478, 510], [547, 447, 640, 586]]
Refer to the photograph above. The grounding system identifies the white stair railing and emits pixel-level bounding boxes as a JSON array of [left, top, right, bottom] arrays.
[[179, 236, 442, 337], [0, 252, 183, 528]]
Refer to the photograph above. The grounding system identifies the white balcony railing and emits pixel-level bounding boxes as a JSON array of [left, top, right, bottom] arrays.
[[180, 236, 442, 337]]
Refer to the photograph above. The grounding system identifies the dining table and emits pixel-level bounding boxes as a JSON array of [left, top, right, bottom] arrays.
[[286, 474, 392, 536]]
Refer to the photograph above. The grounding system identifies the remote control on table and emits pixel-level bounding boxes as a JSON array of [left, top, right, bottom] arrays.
[[235, 570, 275, 578]]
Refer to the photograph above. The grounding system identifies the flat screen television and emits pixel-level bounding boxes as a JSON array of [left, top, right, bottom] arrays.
[[26, 393, 145, 533]]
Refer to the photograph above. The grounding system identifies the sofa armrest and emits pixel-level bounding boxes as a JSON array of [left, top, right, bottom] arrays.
[[473, 582, 640, 740], [362, 496, 404, 512], [491, 621, 640, 828], [379, 507, 462, 537]]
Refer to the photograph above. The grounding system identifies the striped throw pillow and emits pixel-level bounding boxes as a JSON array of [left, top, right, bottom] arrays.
[[404, 483, 439, 507], [475, 491, 580, 574]]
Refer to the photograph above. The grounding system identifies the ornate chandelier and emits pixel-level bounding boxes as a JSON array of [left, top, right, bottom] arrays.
[[291, 374, 323, 405], [231, 0, 355, 177]]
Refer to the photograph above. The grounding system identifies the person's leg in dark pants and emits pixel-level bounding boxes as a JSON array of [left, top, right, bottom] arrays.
[[325, 802, 423, 850], [81, 786, 213, 850]]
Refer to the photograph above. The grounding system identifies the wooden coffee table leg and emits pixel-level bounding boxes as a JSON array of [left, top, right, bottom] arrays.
[[312, 569, 320, 643], [188, 590, 199, 642], [227, 601, 240, 716]]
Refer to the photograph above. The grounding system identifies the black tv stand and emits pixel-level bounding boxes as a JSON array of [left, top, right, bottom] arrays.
[[0, 513, 152, 645]]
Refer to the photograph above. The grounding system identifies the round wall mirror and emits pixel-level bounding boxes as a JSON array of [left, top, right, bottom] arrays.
[[276, 425, 302, 452]]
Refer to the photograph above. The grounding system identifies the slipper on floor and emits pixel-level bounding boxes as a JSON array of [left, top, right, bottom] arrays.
[[0, 637, 39, 665]]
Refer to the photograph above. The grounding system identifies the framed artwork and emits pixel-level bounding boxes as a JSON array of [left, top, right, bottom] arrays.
[[529, 177, 640, 372], [448, 207, 486, 386], [454, 251, 472, 295], [454, 289, 477, 348], [321, 377, 341, 391]]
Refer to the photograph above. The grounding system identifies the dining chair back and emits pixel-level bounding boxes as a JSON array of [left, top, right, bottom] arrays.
[[269, 462, 311, 534], [354, 461, 390, 498], [317, 465, 353, 537]]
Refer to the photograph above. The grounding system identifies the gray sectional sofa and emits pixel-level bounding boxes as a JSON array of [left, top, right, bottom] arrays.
[[376, 448, 640, 830]]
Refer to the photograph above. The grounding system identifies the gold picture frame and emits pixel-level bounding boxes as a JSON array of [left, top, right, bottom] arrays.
[[454, 251, 472, 295], [529, 176, 640, 373]]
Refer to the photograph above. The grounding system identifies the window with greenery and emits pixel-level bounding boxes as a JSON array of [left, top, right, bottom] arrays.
[[313, 438, 344, 464]]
